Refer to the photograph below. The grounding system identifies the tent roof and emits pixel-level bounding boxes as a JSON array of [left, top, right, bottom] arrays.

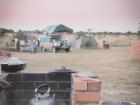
[[43, 24, 73, 34]]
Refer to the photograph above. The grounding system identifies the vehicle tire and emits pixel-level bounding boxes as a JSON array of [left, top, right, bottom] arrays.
[[52, 47, 57, 53], [66, 48, 70, 52], [44, 49, 47, 52]]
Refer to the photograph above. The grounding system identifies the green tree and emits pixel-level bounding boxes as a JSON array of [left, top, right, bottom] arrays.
[[76, 31, 85, 36], [34, 30, 42, 34], [126, 31, 132, 35], [0, 28, 14, 37], [16, 30, 28, 40], [138, 23, 140, 36]]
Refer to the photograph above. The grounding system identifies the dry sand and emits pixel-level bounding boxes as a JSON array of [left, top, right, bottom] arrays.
[[12, 47, 140, 104]]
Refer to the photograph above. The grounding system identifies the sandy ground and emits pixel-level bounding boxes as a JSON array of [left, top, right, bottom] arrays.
[[12, 47, 140, 104]]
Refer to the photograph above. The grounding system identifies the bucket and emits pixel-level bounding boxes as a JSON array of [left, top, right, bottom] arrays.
[[100, 101, 136, 105]]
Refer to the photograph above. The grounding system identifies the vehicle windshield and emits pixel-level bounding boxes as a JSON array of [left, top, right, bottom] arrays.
[[49, 35, 63, 42]]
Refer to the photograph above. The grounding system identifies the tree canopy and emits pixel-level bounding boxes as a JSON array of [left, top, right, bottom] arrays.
[[0, 28, 14, 37]]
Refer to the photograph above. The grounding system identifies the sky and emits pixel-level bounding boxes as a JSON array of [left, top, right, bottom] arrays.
[[0, 0, 140, 32]]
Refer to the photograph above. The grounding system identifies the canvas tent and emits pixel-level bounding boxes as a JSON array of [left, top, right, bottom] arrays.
[[75, 36, 98, 49]]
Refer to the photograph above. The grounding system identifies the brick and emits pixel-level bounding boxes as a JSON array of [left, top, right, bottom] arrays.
[[131, 40, 140, 60], [12, 81, 35, 90], [87, 79, 101, 92], [75, 92, 101, 102], [75, 74, 96, 81], [79, 76, 95, 81], [59, 82, 71, 90], [74, 78, 87, 91], [22, 73, 46, 81], [86, 104, 99, 105], [8, 90, 34, 100], [75, 103, 99, 105], [6, 74, 22, 82], [0, 90, 8, 99]]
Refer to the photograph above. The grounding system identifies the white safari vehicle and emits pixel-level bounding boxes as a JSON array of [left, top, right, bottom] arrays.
[[40, 35, 70, 53]]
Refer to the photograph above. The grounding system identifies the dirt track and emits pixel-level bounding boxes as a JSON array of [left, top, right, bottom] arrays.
[[13, 47, 140, 104]]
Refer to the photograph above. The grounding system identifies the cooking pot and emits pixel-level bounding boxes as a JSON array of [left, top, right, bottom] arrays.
[[1, 63, 26, 72], [0, 57, 26, 72]]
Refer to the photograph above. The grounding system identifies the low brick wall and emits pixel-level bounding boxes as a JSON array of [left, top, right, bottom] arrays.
[[131, 40, 140, 60], [73, 74, 101, 105]]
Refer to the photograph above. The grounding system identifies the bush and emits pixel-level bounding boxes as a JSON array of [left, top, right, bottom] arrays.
[[1, 46, 16, 52], [137, 31, 140, 38], [111, 40, 130, 47], [15, 30, 28, 40]]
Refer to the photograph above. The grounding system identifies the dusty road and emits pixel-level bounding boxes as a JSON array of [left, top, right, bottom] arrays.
[[13, 47, 140, 104]]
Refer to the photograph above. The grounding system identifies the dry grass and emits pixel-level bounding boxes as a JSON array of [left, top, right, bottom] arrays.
[[12, 47, 140, 104]]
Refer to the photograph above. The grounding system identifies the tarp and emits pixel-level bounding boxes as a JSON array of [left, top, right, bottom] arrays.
[[40, 35, 48, 43]]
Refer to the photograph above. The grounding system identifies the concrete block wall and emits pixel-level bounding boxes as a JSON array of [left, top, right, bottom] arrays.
[[6, 73, 72, 105], [0, 75, 9, 105], [73, 74, 101, 105], [0, 90, 9, 105]]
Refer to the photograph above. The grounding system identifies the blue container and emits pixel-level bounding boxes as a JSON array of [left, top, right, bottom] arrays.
[[29, 44, 36, 53]]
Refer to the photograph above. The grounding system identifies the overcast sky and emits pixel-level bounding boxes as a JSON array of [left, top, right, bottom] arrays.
[[0, 0, 140, 32]]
